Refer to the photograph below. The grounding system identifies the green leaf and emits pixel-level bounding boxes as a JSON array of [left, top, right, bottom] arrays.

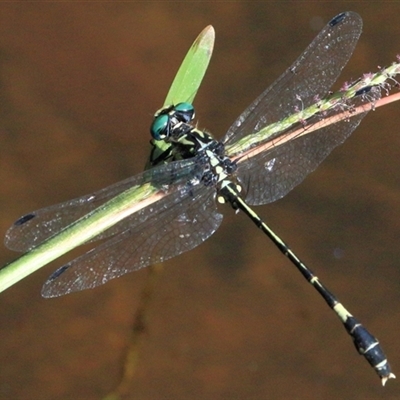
[[164, 25, 215, 106]]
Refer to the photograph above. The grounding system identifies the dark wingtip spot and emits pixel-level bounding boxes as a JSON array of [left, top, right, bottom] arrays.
[[14, 213, 36, 226], [329, 12, 346, 27], [48, 264, 70, 282]]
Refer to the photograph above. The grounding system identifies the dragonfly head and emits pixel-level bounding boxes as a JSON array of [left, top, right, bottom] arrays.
[[150, 102, 195, 141]]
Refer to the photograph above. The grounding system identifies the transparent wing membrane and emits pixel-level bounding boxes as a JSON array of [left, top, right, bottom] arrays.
[[236, 89, 381, 206], [5, 159, 200, 252], [42, 184, 220, 297], [223, 11, 362, 147]]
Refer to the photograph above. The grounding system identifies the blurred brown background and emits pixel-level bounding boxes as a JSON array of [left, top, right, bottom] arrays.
[[1, 2, 400, 399]]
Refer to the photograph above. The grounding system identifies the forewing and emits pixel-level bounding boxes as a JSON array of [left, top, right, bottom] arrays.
[[223, 12, 362, 146], [5, 160, 198, 252]]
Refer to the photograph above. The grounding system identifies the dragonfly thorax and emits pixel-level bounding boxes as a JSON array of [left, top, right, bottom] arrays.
[[196, 141, 237, 188], [150, 103, 238, 191]]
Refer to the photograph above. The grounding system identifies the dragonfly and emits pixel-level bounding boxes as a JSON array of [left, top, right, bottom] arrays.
[[1, 11, 399, 384]]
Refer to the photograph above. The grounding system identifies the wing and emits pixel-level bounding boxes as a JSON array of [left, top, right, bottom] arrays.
[[235, 89, 380, 205], [5, 175, 144, 252], [5, 159, 201, 251], [222, 12, 362, 146], [220, 12, 373, 206], [41, 183, 221, 297]]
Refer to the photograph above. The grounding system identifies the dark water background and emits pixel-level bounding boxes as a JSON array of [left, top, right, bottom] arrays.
[[1, 3, 400, 399]]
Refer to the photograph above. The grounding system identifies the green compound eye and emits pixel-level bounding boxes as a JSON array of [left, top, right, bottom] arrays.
[[150, 114, 170, 140], [174, 102, 195, 123]]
